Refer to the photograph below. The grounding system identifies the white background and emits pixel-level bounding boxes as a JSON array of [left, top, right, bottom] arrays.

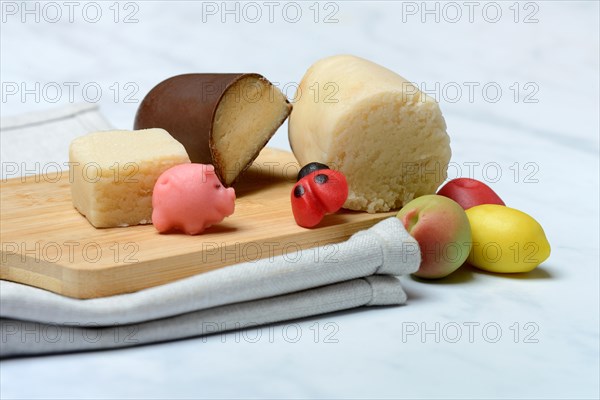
[[1, 1, 599, 399]]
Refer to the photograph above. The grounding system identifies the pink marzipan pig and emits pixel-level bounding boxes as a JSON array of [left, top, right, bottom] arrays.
[[152, 164, 236, 235]]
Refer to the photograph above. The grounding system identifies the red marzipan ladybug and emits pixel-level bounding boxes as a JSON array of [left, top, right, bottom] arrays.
[[291, 162, 349, 228]]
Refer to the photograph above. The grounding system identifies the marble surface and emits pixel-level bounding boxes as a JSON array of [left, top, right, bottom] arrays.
[[1, 1, 599, 398]]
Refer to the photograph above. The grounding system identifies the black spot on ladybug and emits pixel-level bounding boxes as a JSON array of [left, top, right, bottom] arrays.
[[314, 174, 329, 184], [294, 184, 305, 198], [297, 162, 330, 181], [215, 184, 221, 189]]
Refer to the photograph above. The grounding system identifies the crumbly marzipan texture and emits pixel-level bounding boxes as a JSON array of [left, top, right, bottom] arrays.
[[212, 76, 292, 186], [69, 128, 190, 228], [289, 55, 451, 213]]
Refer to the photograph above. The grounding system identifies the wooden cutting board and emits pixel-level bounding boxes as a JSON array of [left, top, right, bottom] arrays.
[[0, 148, 396, 299]]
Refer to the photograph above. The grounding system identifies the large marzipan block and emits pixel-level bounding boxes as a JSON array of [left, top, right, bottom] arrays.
[[289, 55, 451, 213]]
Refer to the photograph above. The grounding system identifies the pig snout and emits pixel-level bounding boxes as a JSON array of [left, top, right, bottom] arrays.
[[215, 187, 235, 216]]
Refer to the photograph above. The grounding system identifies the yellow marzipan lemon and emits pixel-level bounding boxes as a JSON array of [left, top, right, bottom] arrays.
[[466, 205, 550, 273]]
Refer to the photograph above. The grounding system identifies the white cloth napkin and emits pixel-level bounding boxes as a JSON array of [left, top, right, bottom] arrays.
[[1, 103, 113, 178], [0, 104, 420, 357]]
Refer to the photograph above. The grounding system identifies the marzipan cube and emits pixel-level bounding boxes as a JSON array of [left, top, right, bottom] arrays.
[[69, 129, 190, 228]]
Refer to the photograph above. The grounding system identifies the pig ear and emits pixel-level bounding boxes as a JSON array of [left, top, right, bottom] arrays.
[[203, 164, 216, 175]]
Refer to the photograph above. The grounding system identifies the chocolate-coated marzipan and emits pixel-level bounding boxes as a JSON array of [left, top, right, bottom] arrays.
[[134, 73, 291, 186]]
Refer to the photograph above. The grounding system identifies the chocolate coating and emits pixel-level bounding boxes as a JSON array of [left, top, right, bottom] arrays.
[[134, 73, 291, 186], [135, 74, 244, 165]]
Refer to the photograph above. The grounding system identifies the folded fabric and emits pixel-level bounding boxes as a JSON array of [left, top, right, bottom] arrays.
[[0, 103, 113, 178], [0, 217, 420, 357], [1, 276, 406, 357]]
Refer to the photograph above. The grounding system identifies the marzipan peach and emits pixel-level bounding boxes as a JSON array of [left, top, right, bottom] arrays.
[[397, 195, 472, 279]]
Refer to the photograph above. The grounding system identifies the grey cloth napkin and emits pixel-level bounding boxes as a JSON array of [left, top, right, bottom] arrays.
[[0, 104, 420, 357], [1, 218, 420, 357], [1, 103, 113, 178]]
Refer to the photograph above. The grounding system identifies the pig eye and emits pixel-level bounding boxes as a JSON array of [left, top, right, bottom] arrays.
[[314, 174, 328, 184], [215, 184, 221, 189], [294, 185, 305, 198]]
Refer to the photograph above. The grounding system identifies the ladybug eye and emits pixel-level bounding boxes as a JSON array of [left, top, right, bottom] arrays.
[[294, 185, 305, 198], [314, 174, 329, 184]]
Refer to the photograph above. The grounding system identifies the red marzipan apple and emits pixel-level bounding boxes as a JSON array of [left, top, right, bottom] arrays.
[[437, 178, 505, 210], [397, 195, 472, 279]]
